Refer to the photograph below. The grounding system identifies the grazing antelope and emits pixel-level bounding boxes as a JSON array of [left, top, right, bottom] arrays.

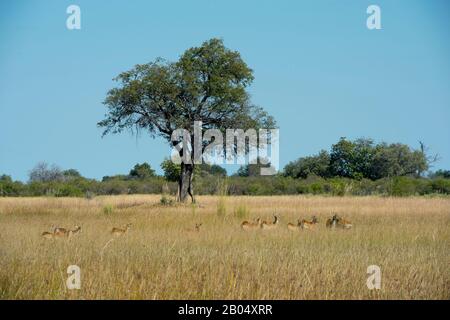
[[301, 216, 319, 230], [111, 223, 132, 237], [326, 214, 339, 229], [261, 215, 279, 230], [287, 219, 301, 231], [52, 226, 69, 238], [336, 217, 353, 229], [241, 218, 261, 230], [52, 226, 71, 238]]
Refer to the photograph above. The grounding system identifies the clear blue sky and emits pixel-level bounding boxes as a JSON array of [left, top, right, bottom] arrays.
[[1, 0, 449, 181]]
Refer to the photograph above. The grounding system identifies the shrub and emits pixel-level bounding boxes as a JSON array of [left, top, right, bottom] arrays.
[[160, 195, 174, 206]]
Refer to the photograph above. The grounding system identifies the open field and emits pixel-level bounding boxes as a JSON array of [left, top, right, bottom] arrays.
[[0, 195, 449, 299]]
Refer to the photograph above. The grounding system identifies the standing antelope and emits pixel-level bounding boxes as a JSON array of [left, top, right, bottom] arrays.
[[287, 219, 301, 231], [301, 216, 319, 230], [111, 223, 132, 236], [261, 215, 279, 230], [241, 218, 261, 230], [326, 214, 339, 229]]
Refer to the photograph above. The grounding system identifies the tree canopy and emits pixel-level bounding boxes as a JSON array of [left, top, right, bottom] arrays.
[[284, 138, 431, 180], [129, 163, 156, 179], [99, 38, 275, 202]]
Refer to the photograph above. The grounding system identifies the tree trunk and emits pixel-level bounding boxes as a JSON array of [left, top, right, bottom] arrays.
[[178, 163, 195, 203]]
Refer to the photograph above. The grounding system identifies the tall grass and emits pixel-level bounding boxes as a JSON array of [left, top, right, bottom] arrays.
[[0, 195, 449, 299]]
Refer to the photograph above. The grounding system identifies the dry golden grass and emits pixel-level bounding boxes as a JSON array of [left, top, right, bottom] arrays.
[[0, 195, 449, 299]]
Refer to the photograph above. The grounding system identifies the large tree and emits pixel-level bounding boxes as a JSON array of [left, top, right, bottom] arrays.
[[99, 39, 275, 202]]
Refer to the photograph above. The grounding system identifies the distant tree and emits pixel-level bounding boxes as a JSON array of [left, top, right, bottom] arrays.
[[102, 175, 129, 182], [129, 163, 156, 179], [0, 174, 13, 183], [198, 163, 227, 177], [324, 138, 429, 180], [429, 169, 450, 179], [236, 158, 271, 177], [283, 150, 331, 179], [371, 143, 427, 179], [0, 175, 24, 196], [29, 162, 64, 183], [161, 159, 181, 182], [329, 138, 359, 179], [98, 38, 275, 202], [63, 169, 82, 179]]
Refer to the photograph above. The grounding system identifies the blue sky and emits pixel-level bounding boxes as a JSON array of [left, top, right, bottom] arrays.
[[0, 0, 449, 181]]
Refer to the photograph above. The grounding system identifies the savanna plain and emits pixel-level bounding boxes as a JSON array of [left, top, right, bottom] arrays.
[[0, 195, 449, 299]]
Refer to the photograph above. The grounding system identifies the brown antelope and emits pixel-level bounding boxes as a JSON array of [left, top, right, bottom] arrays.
[[336, 217, 353, 229], [52, 226, 69, 238], [111, 223, 132, 236], [67, 226, 82, 239], [42, 225, 81, 240], [41, 231, 54, 240], [261, 215, 279, 230], [326, 214, 339, 229], [301, 216, 319, 230], [241, 218, 261, 230], [287, 219, 301, 231]]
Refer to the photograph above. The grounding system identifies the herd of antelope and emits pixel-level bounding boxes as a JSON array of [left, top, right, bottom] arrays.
[[41, 223, 133, 240], [241, 214, 353, 231], [41, 214, 351, 240], [41, 225, 82, 240]]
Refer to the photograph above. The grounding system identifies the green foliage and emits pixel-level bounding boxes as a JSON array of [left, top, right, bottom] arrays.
[[98, 38, 275, 202], [236, 157, 272, 177], [284, 150, 330, 179], [430, 178, 450, 194], [431, 170, 450, 179], [284, 137, 430, 181], [198, 163, 227, 177], [1, 173, 449, 197], [63, 169, 82, 179], [161, 158, 181, 182], [129, 163, 156, 179], [0, 175, 25, 196]]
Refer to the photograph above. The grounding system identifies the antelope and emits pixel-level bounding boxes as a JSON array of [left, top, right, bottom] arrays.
[[326, 214, 339, 229], [41, 231, 54, 240], [53, 226, 69, 238], [287, 219, 301, 231], [241, 218, 261, 230], [261, 215, 279, 230], [67, 225, 82, 239], [111, 223, 132, 236], [301, 216, 319, 230], [336, 217, 353, 229]]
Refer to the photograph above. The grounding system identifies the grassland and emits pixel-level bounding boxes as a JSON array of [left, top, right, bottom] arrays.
[[0, 195, 449, 299]]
